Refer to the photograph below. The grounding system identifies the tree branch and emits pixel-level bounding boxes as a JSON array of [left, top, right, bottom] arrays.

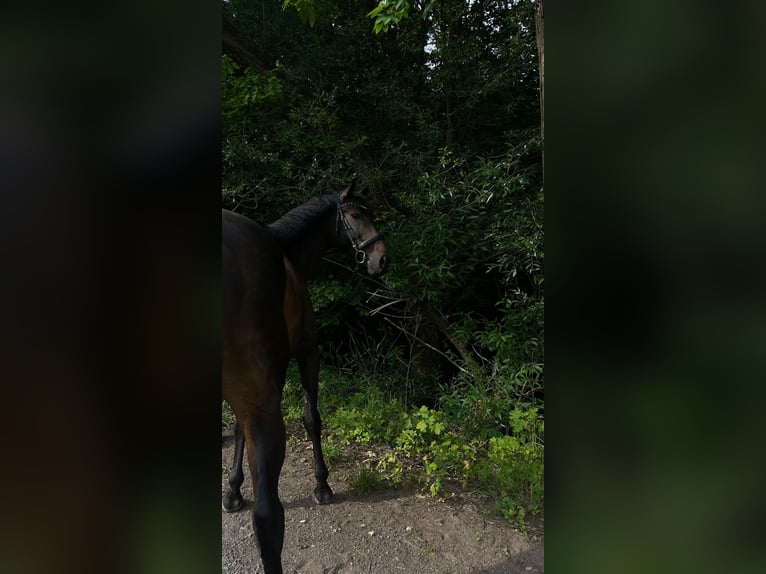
[[382, 317, 469, 374], [419, 303, 480, 372], [222, 11, 269, 75]]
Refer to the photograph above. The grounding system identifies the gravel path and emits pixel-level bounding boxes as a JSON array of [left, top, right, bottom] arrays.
[[222, 429, 543, 574]]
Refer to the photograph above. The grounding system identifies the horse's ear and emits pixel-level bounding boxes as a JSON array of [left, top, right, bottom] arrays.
[[339, 179, 357, 202], [359, 185, 370, 198]]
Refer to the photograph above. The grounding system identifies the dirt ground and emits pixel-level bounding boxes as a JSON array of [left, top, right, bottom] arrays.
[[222, 426, 544, 574]]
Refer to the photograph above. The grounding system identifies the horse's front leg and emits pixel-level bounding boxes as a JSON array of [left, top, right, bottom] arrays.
[[297, 341, 333, 504]]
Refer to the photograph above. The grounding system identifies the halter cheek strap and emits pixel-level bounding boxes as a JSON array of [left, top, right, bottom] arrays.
[[336, 200, 384, 264]]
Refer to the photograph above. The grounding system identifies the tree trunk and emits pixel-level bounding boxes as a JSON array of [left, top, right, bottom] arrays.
[[535, 0, 544, 171]]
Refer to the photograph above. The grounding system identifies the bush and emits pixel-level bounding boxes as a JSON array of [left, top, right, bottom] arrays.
[[473, 408, 545, 522]]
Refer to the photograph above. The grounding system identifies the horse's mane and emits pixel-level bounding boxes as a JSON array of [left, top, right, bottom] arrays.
[[266, 194, 338, 245]]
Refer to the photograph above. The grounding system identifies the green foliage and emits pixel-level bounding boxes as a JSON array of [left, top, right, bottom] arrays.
[[380, 134, 543, 408], [222, 56, 284, 112], [223, 0, 543, 528], [367, 0, 440, 34], [367, 0, 413, 34], [282, 0, 316, 26], [384, 137, 542, 308], [422, 434, 478, 497], [222, 401, 235, 430], [305, 372, 543, 526], [235, 360, 544, 527], [280, 363, 305, 422], [327, 390, 406, 446], [395, 406, 445, 450], [307, 275, 366, 329], [474, 411, 545, 523], [285, 0, 435, 34], [439, 362, 543, 439], [319, 435, 341, 467]]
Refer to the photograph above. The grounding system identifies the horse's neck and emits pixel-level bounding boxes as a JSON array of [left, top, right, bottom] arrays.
[[268, 195, 342, 280], [282, 219, 341, 280], [283, 239, 327, 281]]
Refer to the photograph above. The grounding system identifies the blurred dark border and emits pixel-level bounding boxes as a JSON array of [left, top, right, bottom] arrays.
[[549, 2, 766, 573], [4, 1, 766, 573], [0, 2, 221, 573]]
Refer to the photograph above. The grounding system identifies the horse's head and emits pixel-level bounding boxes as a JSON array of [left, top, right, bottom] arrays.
[[337, 181, 389, 275]]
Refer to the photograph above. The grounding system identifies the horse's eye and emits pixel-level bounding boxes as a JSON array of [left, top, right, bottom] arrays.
[[351, 213, 361, 220]]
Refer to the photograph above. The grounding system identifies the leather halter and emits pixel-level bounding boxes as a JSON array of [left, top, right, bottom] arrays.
[[336, 199, 384, 264]]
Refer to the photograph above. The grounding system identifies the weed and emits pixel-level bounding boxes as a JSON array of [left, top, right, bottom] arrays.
[[321, 436, 341, 467], [349, 464, 388, 494]]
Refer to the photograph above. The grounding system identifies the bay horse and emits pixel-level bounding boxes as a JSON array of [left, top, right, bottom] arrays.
[[222, 182, 388, 574]]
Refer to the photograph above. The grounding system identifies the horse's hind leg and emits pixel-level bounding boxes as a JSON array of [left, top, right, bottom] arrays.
[[243, 408, 286, 574], [297, 343, 333, 504], [222, 419, 245, 512]]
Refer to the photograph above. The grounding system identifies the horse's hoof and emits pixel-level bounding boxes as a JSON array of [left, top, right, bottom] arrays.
[[222, 493, 245, 513], [312, 485, 333, 505]]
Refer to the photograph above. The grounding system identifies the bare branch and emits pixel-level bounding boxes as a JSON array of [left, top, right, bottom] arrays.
[[382, 317, 469, 374], [369, 298, 407, 316]]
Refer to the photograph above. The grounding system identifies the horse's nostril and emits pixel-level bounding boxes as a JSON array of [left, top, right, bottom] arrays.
[[380, 254, 389, 269]]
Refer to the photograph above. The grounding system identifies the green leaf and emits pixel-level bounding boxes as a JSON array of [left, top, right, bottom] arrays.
[[283, 0, 316, 27]]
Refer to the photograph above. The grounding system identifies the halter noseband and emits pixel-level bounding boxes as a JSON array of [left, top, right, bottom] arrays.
[[336, 199, 384, 265]]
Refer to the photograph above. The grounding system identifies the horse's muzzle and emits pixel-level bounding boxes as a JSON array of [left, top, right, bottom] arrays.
[[365, 244, 389, 276]]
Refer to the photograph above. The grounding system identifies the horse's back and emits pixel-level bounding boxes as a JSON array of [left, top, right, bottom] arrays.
[[222, 209, 285, 324], [222, 209, 289, 407]]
